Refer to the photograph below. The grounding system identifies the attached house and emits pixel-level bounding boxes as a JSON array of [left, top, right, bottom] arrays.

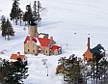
[[10, 52, 27, 65], [83, 37, 105, 62], [24, 23, 62, 56]]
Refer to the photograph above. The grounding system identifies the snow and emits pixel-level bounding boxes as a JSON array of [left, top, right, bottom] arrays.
[[0, 0, 108, 84]]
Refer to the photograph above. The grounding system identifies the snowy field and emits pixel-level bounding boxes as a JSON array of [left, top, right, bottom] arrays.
[[0, 0, 108, 84]]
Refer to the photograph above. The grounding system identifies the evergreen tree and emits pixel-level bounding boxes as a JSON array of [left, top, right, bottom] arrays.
[[33, 1, 37, 20], [0, 59, 28, 84], [23, 5, 33, 25], [56, 54, 85, 84], [23, 11, 28, 25], [37, 1, 41, 22], [86, 57, 108, 84], [10, 0, 21, 25], [5, 19, 15, 40], [18, 8, 23, 26], [1, 19, 15, 40], [33, 1, 41, 22], [1, 17, 7, 39]]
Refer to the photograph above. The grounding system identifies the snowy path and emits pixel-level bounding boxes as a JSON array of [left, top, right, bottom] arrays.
[[24, 55, 63, 84]]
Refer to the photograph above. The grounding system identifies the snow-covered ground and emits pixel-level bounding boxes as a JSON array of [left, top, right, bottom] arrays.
[[0, 0, 108, 84]]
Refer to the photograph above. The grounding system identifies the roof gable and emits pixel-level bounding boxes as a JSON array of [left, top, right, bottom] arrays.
[[10, 54, 26, 61], [24, 36, 30, 44], [38, 38, 51, 47], [32, 37, 37, 43], [51, 45, 61, 51], [24, 36, 37, 44]]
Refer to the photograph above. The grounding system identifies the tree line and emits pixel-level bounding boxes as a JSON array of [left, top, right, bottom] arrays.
[[56, 53, 108, 84], [10, 0, 42, 25], [0, 58, 28, 84], [0, 0, 43, 40]]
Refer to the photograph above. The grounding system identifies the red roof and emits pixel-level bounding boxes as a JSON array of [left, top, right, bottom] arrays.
[[24, 36, 30, 44], [38, 38, 51, 47], [10, 54, 26, 61], [51, 45, 61, 51], [32, 37, 37, 43], [24, 36, 60, 49], [24, 36, 37, 44], [24, 36, 52, 47]]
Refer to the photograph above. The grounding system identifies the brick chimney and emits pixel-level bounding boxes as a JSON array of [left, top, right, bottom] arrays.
[[87, 37, 90, 50]]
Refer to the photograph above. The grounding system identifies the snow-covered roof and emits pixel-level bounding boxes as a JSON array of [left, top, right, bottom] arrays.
[[38, 34, 45, 38]]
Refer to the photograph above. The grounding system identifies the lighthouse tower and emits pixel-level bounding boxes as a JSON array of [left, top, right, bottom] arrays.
[[24, 22, 39, 55], [29, 22, 38, 37]]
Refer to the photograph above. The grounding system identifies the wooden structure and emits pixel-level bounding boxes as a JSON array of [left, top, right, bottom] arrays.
[[83, 37, 105, 62], [83, 37, 93, 61], [10, 52, 27, 63]]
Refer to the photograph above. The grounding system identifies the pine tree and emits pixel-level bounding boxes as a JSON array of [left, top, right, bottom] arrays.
[[5, 19, 15, 40], [23, 11, 28, 25], [1, 19, 15, 40], [87, 57, 108, 84], [18, 8, 23, 26], [56, 54, 85, 84], [0, 59, 28, 84], [10, 0, 21, 25], [23, 5, 33, 25], [33, 1, 37, 20], [1, 17, 7, 39], [33, 1, 41, 22], [37, 1, 41, 22]]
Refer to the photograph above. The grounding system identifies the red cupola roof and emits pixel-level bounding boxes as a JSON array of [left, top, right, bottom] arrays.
[[51, 45, 61, 51]]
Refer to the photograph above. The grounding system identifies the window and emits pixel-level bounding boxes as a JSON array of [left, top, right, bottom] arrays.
[[46, 50, 47, 53], [33, 50, 35, 52], [28, 49, 30, 52]]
